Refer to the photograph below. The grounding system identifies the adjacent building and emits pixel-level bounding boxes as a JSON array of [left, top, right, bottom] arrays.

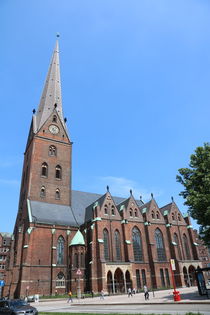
[[0, 233, 12, 280]]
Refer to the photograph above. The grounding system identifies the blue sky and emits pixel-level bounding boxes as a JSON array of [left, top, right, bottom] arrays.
[[1, 0, 210, 233]]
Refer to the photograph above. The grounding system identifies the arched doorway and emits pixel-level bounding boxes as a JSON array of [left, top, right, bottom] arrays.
[[125, 270, 132, 290], [107, 271, 113, 294], [114, 268, 124, 293], [183, 266, 188, 286], [189, 265, 196, 286]]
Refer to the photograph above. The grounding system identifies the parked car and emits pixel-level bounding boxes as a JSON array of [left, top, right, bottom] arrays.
[[0, 299, 38, 314]]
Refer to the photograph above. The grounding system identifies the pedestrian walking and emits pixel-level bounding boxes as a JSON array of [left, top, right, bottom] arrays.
[[67, 290, 73, 303], [100, 290, 105, 299], [128, 287, 133, 297], [143, 285, 149, 300]]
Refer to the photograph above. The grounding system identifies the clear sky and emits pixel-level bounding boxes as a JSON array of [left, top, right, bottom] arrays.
[[1, 0, 210, 233]]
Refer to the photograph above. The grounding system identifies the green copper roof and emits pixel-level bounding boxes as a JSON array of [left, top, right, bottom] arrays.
[[70, 230, 85, 246]]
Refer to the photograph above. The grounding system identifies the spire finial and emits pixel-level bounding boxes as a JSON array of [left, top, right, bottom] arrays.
[[106, 185, 109, 192], [56, 33, 60, 38], [130, 189, 132, 195], [140, 195, 142, 200], [32, 109, 36, 114], [151, 193, 154, 199], [171, 196, 174, 203]]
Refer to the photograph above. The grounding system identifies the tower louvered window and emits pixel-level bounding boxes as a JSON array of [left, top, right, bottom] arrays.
[[40, 186, 46, 198], [115, 230, 121, 261], [155, 229, 166, 261], [57, 236, 64, 265], [55, 188, 60, 200], [55, 165, 62, 179], [41, 162, 48, 177], [132, 227, 143, 261], [103, 229, 110, 261]]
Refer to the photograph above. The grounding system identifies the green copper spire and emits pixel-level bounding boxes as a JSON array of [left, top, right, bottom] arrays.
[[70, 230, 85, 246]]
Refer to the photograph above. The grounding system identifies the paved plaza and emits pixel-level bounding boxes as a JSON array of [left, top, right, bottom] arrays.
[[34, 287, 210, 314]]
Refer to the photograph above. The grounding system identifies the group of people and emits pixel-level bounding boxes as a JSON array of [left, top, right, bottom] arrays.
[[128, 285, 149, 300], [67, 286, 150, 303]]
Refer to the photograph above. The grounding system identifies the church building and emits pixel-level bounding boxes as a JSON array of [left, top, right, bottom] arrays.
[[4, 40, 207, 298]]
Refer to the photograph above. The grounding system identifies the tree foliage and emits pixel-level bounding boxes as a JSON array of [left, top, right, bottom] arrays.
[[176, 143, 210, 244]]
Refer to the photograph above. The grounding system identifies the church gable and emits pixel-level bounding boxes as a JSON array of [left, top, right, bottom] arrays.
[[99, 191, 121, 220], [147, 199, 165, 223], [169, 203, 186, 226], [119, 195, 144, 222], [35, 109, 70, 144]]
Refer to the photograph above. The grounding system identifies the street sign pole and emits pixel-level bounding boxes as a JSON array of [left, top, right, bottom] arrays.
[[76, 269, 82, 300], [170, 259, 181, 301]]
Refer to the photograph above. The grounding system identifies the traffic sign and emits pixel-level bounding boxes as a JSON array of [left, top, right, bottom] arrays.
[[0, 280, 5, 287], [76, 269, 82, 275], [170, 259, 176, 270]]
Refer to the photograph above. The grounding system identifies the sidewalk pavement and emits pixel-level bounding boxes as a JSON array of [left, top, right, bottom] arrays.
[[39, 287, 210, 305]]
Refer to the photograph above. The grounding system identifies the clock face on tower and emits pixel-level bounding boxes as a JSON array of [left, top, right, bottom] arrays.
[[49, 124, 59, 134]]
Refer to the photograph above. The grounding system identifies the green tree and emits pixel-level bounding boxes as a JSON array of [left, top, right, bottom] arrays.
[[176, 143, 210, 245]]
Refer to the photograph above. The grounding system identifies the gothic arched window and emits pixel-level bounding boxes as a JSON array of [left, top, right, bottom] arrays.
[[103, 229, 110, 261], [172, 213, 175, 220], [55, 165, 62, 179], [40, 186, 46, 198], [80, 252, 85, 268], [57, 236, 64, 265], [104, 204, 108, 215], [111, 205, 115, 215], [55, 188, 60, 200], [41, 162, 48, 177], [74, 253, 79, 268], [49, 145, 57, 156], [155, 228, 166, 261], [183, 234, 191, 260], [132, 227, 143, 261], [156, 211, 160, 219], [115, 230, 121, 261], [174, 233, 182, 260]]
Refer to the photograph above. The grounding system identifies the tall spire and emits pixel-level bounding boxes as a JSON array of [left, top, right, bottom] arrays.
[[35, 39, 64, 131]]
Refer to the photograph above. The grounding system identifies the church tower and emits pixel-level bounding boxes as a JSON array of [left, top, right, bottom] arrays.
[[18, 39, 72, 220], [8, 39, 77, 298]]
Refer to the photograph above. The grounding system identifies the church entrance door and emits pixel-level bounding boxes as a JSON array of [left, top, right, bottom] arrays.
[[114, 268, 124, 293]]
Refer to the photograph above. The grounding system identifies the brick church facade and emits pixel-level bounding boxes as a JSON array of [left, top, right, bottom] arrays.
[[4, 40, 208, 298]]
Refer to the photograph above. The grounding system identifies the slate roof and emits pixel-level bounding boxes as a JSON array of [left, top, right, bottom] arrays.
[[28, 200, 78, 227], [28, 190, 145, 227], [35, 40, 64, 132]]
